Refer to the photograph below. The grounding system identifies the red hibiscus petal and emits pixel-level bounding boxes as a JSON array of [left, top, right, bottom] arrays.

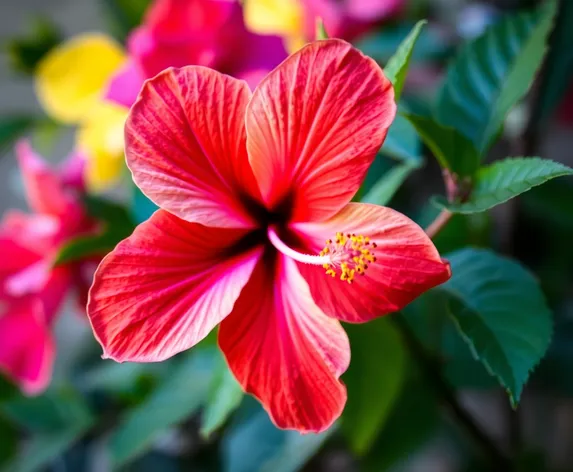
[[246, 39, 396, 223], [292, 203, 451, 322], [0, 298, 55, 395], [219, 253, 349, 433], [125, 67, 261, 229], [87, 210, 262, 362]]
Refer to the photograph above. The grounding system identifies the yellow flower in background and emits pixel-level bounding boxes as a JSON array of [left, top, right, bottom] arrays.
[[244, 0, 307, 53], [77, 102, 128, 192], [35, 33, 128, 191]]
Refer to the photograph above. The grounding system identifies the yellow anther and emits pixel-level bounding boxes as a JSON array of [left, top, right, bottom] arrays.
[[320, 231, 377, 283]]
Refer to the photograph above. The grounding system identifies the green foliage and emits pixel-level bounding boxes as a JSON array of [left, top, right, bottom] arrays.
[[384, 20, 427, 102], [5, 17, 62, 75], [538, 0, 573, 122], [2, 387, 92, 432], [361, 377, 440, 471], [0, 416, 16, 468], [362, 163, 414, 206], [108, 351, 215, 466], [384, 20, 426, 102], [200, 355, 244, 439], [435, 1, 557, 154], [315, 18, 329, 40], [341, 319, 406, 455], [132, 185, 159, 223], [381, 113, 423, 167], [433, 158, 573, 214], [55, 195, 136, 265], [404, 112, 480, 177], [222, 403, 332, 472], [358, 22, 451, 66], [0, 116, 37, 155], [440, 248, 553, 405], [101, 0, 152, 42], [1, 388, 94, 472]]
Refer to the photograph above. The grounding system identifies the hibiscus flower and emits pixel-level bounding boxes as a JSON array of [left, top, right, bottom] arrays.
[[0, 142, 94, 394], [87, 39, 451, 432]]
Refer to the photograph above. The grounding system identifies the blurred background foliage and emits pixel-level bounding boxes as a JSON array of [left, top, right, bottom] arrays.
[[1, 0, 573, 471]]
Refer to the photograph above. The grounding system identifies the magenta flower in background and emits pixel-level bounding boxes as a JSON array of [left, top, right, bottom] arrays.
[[0, 142, 95, 394], [105, 0, 288, 108]]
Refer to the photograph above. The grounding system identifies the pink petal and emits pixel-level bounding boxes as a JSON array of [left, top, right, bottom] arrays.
[[0, 232, 43, 293], [15, 140, 74, 216], [344, 0, 405, 21], [1, 211, 61, 253], [291, 203, 452, 322], [129, 0, 235, 78], [58, 150, 87, 192], [219, 254, 349, 433], [246, 39, 396, 223], [87, 210, 263, 362], [0, 298, 55, 395], [128, 27, 218, 78], [145, 0, 234, 38], [125, 66, 261, 229], [38, 266, 72, 324], [104, 60, 145, 108]]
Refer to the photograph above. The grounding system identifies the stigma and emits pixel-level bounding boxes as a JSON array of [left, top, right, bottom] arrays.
[[320, 232, 376, 284]]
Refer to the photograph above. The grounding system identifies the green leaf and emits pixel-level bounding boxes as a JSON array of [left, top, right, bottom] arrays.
[[108, 351, 215, 466], [55, 196, 136, 265], [55, 232, 122, 265], [358, 23, 451, 66], [80, 362, 159, 395], [0, 116, 37, 155], [0, 416, 17, 467], [435, 1, 558, 154], [361, 163, 414, 206], [2, 387, 92, 432], [381, 113, 423, 167], [0, 388, 94, 472], [5, 17, 62, 75], [441, 248, 553, 405], [384, 20, 426, 101], [1, 421, 93, 472], [433, 157, 573, 214], [132, 185, 159, 224], [82, 195, 135, 226], [402, 292, 498, 390], [200, 356, 244, 438], [222, 405, 332, 472], [538, 0, 573, 122], [341, 319, 406, 455], [315, 17, 329, 40], [101, 0, 151, 41], [404, 112, 480, 176], [361, 377, 439, 472]]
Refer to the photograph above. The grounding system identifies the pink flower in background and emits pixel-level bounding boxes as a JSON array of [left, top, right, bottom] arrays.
[[88, 40, 450, 432], [105, 0, 288, 107], [0, 142, 95, 394], [304, 0, 405, 41]]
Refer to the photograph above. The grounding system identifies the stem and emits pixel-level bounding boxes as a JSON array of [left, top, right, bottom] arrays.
[[393, 316, 510, 470], [425, 209, 452, 239]]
